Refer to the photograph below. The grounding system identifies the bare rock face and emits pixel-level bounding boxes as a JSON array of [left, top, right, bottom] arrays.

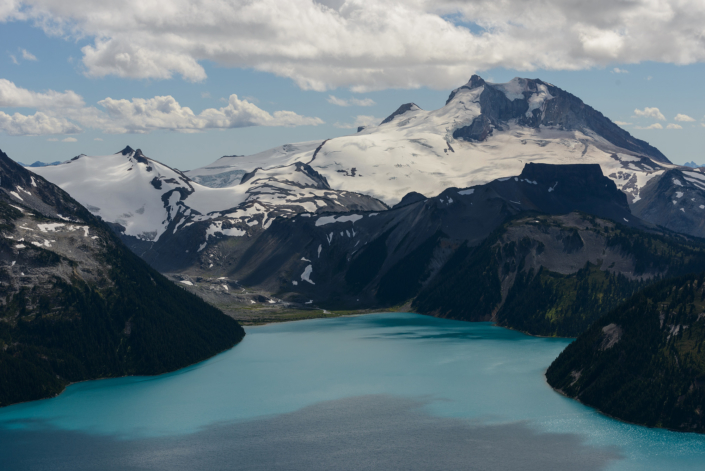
[[632, 168, 705, 239], [599, 323, 623, 350], [448, 75, 669, 164]]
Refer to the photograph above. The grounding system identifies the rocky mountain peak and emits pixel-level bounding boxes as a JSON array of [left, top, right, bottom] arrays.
[[380, 103, 421, 125], [119, 145, 135, 156], [445, 75, 669, 164]]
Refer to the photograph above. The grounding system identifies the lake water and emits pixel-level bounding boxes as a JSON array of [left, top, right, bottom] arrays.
[[1, 313, 704, 470]]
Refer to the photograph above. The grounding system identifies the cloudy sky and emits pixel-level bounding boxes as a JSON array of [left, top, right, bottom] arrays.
[[1, 0, 704, 169]]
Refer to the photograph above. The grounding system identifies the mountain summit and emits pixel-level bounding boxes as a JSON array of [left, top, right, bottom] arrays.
[[188, 74, 675, 209], [445, 75, 668, 163]]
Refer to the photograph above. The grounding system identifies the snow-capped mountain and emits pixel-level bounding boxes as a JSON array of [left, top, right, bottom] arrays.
[[26, 75, 705, 276], [189, 75, 672, 208], [29, 146, 386, 269], [632, 167, 705, 236]]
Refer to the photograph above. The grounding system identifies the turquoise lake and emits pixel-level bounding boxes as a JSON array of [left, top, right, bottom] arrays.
[[2, 313, 705, 470]]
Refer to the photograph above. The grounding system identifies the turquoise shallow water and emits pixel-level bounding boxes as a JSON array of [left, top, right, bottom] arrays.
[[1, 313, 704, 470]]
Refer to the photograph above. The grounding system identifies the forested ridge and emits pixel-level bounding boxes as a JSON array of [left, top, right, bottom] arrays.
[[0, 151, 245, 407], [546, 272, 705, 433], [413, 213, 705, 336]]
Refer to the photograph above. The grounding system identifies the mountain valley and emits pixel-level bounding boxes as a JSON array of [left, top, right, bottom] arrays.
[[11, 75, 705, 434]]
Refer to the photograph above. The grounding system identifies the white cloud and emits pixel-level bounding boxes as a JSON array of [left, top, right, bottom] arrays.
[[666, 123, 682, 129], [0, 79, 321, 135], [79, 94, 323, 134], [634, 123, 663, 130], [201, 92, 211, 99], [20, 48, 36, 61], [46, 138, 58, 141], [9, 54, 18, 65], [62, 136, 77, 142], [4, 0, 705, 91], [334, 115, 382, 129], [611, 67, 628, 74], [0, 79, 84, 108], [633, 107, 666, 120], [327, 95, 376, 107], [614, 121, 631, 126], [94, 137, 103, 141], [674, 113, 695, 122], [0, 111, 81, 135]]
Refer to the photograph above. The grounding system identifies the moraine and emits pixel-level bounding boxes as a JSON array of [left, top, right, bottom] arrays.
[[1, 313, 704, 470]]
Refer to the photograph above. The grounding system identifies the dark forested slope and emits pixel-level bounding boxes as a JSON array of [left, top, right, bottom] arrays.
[[546, 273, 705, 433], [413, 213, 705, 337], [0, 150, 245, 407]]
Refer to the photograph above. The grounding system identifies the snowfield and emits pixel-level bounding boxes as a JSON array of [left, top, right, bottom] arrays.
[[188, 77, 676, 207]]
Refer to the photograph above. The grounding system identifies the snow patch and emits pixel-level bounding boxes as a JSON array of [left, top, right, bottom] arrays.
[[676, 191, 684, 198], [9, 191, 23, 201], [301, 264, 315, 284], [315, 214, 363, 226], [458, 189, 475, 195], [318, 244, 322, 258], [179, 280, 193, 286], [38, 223, 65, 232], [673, 178, 683, 186]]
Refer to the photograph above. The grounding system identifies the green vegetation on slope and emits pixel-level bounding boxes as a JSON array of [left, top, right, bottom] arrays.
[[0, 152, 245, 407], [0, 237, 244, 407], [546, 272, 705, 433], [413, 214, 705, 337]]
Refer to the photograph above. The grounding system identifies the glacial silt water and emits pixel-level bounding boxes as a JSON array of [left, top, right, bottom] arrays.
[[1, 313, 704, 470]]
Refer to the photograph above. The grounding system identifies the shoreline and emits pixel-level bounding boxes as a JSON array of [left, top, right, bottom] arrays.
[[543, 372, 705, 437]]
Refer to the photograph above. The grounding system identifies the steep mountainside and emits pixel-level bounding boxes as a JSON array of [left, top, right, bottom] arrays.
[[632, 167, 705, 238], [413, 214, 705, 336], [546, 272, 705, 433], [205, 163, 705, 336], [0, 149, 245, 407]]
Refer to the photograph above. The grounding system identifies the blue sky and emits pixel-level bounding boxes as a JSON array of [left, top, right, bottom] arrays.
[[1, 1, 704, 170]]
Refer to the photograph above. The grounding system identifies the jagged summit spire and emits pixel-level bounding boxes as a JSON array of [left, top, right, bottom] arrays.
[[380, 103, 421, 125], [465, 74, 486, 89], [118, 146, 135, 156]]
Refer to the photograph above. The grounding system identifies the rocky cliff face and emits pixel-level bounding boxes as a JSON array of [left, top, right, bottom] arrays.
[[448, 75, 669, 163], [632, 167, 705, 239], [0, 149, 244, 407]]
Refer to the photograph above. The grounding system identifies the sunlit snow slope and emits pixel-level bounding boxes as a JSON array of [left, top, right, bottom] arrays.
[[189, 75, 676, 206], [30, 147, 386, 253]]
